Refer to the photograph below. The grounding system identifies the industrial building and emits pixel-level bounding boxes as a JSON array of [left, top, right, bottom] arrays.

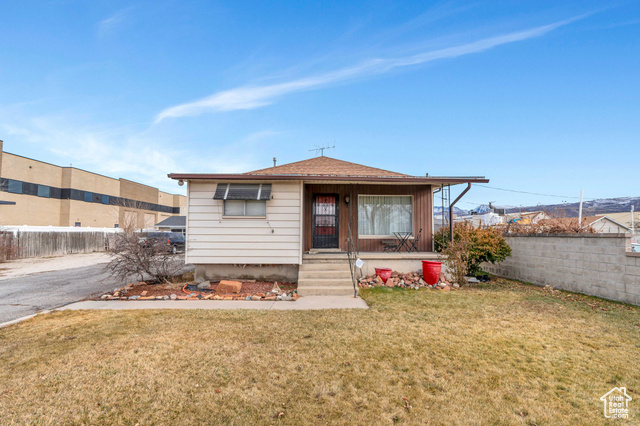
[[0, 141, 185, 228]]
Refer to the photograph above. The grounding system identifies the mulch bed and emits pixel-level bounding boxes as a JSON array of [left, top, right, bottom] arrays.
[[98, 280, 298, 301]]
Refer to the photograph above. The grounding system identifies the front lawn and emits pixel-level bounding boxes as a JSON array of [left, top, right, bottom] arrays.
[[1, 279, 639, 425]]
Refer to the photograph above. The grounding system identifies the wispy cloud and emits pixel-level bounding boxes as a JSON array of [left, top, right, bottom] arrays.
[[0, 114, 277, 193], [96, 7, 134, 37], [155, 15, 586, 123]]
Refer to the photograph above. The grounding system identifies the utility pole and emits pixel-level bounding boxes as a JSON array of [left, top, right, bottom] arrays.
[[632, 205, 635, 234], [578, 190, 583, 225]]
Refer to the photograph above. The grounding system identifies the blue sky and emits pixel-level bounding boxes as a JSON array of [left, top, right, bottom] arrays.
[[1, 1, 638, 209]]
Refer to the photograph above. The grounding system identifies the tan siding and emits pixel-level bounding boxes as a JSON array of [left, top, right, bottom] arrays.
[[186, 181, 302, 264]]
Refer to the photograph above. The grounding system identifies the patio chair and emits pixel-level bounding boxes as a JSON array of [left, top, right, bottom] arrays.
[[408, 228, 422, 252]]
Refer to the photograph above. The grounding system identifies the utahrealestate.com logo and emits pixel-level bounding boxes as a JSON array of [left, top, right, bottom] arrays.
[[600, 387, 632, 419]]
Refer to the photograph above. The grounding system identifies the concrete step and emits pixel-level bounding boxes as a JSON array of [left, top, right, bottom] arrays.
[[301, 258, 350, 264], [299, 262, 351, 271], [298, 278, 354, 287], [298, 270, 353, 280], [297, 286, 356, 296]]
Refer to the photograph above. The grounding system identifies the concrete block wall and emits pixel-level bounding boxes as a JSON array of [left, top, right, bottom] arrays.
[[483, 233, 640, 306]]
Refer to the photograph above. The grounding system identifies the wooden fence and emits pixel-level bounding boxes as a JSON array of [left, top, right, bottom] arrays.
[[0, 231, 114, 260]]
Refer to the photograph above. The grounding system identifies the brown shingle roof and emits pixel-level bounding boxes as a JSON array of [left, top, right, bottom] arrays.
[[245, 156, 410, 178]]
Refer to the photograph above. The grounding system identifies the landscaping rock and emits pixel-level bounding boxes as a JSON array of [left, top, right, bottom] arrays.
[[197, 281, 211, 290], [466, 276, 480, 284], [250, 295, 261, 301], [129, 296, 140, 300], [170, 294, 177, 300], [453, 283, 460, 289], [140, 291, 148, 296], [100, 294, 109, 299], [218, 280, 242, 294], [443, 286, 451, 291], [281, 294, 292, 301]]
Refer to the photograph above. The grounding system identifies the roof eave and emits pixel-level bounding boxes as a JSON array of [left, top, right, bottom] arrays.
[[168, 173, 489, 185]]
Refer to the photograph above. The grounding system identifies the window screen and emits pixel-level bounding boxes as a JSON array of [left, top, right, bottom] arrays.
[[223, 200, 266, 216]]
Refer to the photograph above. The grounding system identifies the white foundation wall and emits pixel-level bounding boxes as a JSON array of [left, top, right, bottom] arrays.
[[186, 181, 302, 265]]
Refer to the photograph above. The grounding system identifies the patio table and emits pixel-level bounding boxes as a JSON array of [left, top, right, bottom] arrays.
[[393, 231, 414, 252]]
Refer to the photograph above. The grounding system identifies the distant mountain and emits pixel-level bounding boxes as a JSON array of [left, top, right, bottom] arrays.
[[504, 196, 640, 217], [434, 206, 467, 216]]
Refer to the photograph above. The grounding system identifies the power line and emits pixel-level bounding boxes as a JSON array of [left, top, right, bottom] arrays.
[[473, 184, 595, 200]]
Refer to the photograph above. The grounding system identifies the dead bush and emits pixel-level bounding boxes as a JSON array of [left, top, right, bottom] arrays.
[[506, 215, 596, 234], [436, 223, 511, 278], [441, 234, 469, 286], [106, 232, 183, 284]]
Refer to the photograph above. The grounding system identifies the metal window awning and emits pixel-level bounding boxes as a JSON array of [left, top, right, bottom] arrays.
[[213, 183, 272, 200]]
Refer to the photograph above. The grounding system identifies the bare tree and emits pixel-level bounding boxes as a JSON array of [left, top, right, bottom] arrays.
[[106, 231, 183, 284]]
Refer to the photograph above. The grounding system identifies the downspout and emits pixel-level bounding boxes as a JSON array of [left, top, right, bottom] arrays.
[[449, 183, 472, 243], [432, 185, 442, 252]]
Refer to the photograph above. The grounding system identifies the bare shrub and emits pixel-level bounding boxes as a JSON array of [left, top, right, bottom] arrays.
[[107, 232, 183, 283], [442, 234, 469, 286], [506, 213, 597, 234], [435, 223, 511, 278]]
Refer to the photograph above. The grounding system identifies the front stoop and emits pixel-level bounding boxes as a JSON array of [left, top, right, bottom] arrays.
[[297, 255, 356, 296]]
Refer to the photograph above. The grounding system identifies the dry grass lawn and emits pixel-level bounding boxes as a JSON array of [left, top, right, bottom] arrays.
[[1, 279, 639, 425]]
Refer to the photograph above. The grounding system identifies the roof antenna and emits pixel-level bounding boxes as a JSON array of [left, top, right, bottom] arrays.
[[309, 144, 335, 157], [273, 157, 277, 167]]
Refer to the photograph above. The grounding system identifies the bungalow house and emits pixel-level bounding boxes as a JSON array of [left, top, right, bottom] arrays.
[[154, 215, 186, 235], [169, 156, 488, 295], [581, 215, 631, 233]]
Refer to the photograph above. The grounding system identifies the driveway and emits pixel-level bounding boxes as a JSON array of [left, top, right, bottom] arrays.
[[0, 254, 192, 324]]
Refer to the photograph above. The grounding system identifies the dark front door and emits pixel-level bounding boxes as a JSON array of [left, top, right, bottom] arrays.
[[312, 194, 339, 249]]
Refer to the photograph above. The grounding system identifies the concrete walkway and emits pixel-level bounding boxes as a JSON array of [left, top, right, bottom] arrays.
[[58, 296, 369, 311], [0, 252, 111, 280]]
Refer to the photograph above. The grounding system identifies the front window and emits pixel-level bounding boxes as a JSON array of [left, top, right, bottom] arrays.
[[224, 200, 267, 217], [358, 195, 412, 236]]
